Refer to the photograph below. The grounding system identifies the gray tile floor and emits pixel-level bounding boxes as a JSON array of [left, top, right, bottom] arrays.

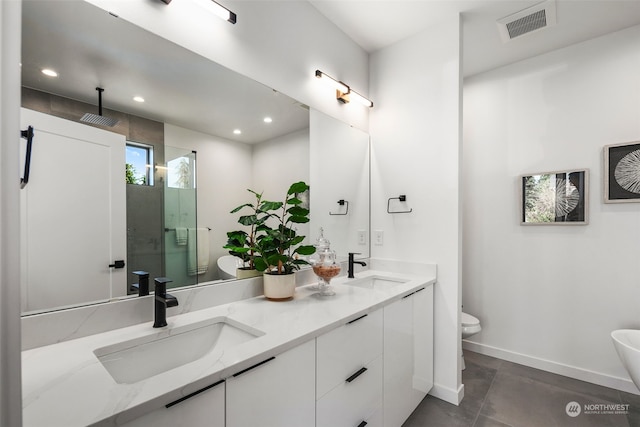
[[403, 350, 640, 427]]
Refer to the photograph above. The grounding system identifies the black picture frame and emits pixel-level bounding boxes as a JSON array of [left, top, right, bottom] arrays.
[[604, 141, 640, 203]]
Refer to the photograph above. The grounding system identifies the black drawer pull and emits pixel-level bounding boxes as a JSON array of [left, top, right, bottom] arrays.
[[232, 356, 275, 377], [345, 367, 368, 383], [165, 379, 224, 408], [403, 287, 426, 299], [357, 422, 368, 427], [347, 314, 367, 325]]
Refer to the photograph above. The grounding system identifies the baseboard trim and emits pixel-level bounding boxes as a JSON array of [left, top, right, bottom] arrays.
[[463, 340, 640, 395], [428, 382, 464, 405]]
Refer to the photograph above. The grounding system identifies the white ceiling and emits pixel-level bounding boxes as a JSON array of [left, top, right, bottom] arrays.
[[21, 0, 310, 144], [309, 0, 640, 77]]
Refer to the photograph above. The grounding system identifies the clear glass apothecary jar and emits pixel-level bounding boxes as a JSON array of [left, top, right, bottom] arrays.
[[309, 228, 341, 296]]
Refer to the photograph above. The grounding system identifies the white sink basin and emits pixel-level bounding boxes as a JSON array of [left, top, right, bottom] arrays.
[[611, 329, 640, 388], [95, 318, 263, 384], [344, 276, 408, 290]]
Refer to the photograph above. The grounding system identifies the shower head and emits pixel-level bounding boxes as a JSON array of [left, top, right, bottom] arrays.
[[80, 112, 119, 127], [80, 87, 119, 127]]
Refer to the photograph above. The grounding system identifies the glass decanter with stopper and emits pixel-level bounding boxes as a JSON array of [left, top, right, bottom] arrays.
[[309, 228, 341, 296]]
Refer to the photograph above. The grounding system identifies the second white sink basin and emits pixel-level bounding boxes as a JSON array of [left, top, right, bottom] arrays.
[[344, 276, 408, 290], [612, 329, 640, 389], [95, 318, 263, 384]]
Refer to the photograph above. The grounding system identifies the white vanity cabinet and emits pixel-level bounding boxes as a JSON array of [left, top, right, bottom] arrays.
[[226, 339, 316, 427], [118, 379, 225, 427], [383, 286, 434, 427], [316, 309, 383, 427]]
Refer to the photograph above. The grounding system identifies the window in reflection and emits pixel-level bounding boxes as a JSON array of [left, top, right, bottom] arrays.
[[126, 142, 154, 186], [167, 155, 196, 189]]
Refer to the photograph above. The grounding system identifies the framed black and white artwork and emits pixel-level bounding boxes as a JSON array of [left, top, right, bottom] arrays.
[[604, 141, 640, 203], [520, 169, 589, 225]]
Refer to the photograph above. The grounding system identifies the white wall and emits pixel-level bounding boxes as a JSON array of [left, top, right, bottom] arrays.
[[252, 129, 310, 202], [164, 123, 253, 282], [463, 24, 640, 393], [252, 128, 311, 245], [369, 15, 462, 404], [85, 0, 369, 131], [0, 0, 23, 424]]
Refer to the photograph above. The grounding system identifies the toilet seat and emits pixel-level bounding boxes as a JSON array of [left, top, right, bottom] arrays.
[[462, 312, 479, 327], [462, 312, 481, 339]]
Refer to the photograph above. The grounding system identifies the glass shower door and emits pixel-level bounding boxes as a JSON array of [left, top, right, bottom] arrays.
[[163, 147, 198, 289]]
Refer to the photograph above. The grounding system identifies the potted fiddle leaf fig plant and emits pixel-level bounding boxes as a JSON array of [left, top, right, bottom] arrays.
[[223, 189, 267, 279], [253, 181, 316, 300]]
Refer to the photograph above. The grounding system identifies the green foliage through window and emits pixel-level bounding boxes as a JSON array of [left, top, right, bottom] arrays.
[[125, 143, 153, 185]]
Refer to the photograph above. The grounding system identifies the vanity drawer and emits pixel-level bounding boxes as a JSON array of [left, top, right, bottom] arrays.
[[317, 309, 382, 398], [316, 355, 383, 427]]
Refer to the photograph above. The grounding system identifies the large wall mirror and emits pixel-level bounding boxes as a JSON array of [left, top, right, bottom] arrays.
[[20, 0, 370, 316]]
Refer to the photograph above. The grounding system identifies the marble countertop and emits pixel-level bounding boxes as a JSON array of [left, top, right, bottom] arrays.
[[22, 270, 435, 427]]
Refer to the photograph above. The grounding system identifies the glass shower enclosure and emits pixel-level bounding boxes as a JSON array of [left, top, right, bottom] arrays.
[[126, 145, 203, 293], [163, 147, 200, 289]]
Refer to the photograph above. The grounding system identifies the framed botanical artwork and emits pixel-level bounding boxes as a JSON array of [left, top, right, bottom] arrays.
[[520, 169, 589, 225], [604, 141, 640, 203]]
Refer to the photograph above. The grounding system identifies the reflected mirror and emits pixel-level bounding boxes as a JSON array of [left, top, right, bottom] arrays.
[[20, 0, 369, 315], [309, 110, 370, 259]]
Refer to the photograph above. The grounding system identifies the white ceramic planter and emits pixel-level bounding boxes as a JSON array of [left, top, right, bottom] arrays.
[[263, 273, 296, 301]]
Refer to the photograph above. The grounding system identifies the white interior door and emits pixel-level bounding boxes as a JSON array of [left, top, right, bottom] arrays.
[[20, 108, 126, 313]]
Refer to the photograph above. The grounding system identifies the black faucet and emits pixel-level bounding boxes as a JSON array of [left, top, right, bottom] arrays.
[[130, 271, 150, 296], [153, 277, 178, 328], [348, 252, 367, 278]]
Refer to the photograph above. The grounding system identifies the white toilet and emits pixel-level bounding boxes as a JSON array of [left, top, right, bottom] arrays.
[[461, 312, 482, 370]]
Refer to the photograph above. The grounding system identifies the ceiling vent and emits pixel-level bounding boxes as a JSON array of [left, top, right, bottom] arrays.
[[497, 0, 556, 42]]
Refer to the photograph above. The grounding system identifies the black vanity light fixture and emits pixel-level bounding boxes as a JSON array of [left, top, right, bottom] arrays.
[[161, 0, 237, 24], [315, 69, 373, 108], [347, 89, 374, 108]]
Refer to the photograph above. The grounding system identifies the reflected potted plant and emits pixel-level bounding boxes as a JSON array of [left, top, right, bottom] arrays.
[[253, 181, 316, 300], [223, 189, 266, 279]]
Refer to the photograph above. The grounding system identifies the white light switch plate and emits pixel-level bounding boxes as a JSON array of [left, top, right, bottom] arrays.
[[357, 230, 366, 245], [375, 230, 384, 246]]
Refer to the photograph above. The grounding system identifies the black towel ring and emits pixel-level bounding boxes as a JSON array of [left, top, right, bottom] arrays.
[[329, 199, 349, 216], [387, 195, 412, 214]]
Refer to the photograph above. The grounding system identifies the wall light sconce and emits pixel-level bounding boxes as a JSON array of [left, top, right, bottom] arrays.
[[348, 89, 374, 108], [315, 69, 373, 108], [162, 0, 237, 24], [315, 70, 349, 94]]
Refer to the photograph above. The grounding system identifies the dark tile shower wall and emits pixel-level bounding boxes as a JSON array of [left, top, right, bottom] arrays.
[[22, 87, 166, 294]]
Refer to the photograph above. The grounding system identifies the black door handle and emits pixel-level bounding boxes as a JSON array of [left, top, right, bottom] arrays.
[[20, 126, 34, 189], [109, 260, 125, 269]]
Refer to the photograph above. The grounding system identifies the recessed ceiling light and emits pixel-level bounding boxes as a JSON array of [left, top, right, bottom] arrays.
[[41, 69, 58, 77], [263, 117, 273, 123], [233, 129, 242, 135], [133, 96, 145, 103]]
